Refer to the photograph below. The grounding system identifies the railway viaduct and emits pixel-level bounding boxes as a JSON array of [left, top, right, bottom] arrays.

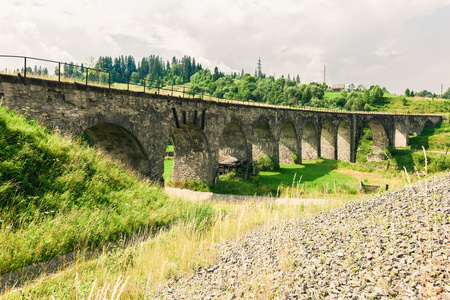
[[0, 74, 442, 184]]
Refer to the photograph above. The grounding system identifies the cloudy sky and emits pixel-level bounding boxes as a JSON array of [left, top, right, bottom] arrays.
[[1, 0, 450, 94]]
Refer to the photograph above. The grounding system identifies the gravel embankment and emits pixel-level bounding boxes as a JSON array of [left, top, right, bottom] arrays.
[[155, 174, 450, 299]]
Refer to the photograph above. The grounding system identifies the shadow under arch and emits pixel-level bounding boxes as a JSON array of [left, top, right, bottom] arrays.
[[82, 123, 151, 177], [279, 121, 298, 164], [337, 120, 351, 162], [171, 122, 213, 184], [321, 120, 335, 160], [410, 120, 421, 135], [302, 121, 319, 160], [424, 119, 434, 128], [219, 122, 248, 161]]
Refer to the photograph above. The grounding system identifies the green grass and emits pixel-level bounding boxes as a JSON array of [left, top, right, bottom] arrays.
[[408, 121, 450, 151], [164, 158, 359, 197], [385, 147, 450, 173], [374, 95, 450, 114], [0, 105, 217, 275], [324, 91, 342, 100], [163, 157, 173, 182]]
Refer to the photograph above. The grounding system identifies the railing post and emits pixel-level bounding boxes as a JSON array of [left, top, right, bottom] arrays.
[[109, 72, 111, 89], [127, 76, 129, 91], [86, 67, 88, 85], [24, 57, 27, 78], [183, 86, 185, 98], [58, 62, 61, 82]]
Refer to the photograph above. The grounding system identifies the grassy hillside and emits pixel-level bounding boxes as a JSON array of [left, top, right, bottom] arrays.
[[378, 94, 450, 114], [0, 105, 216, 275], [409, 120, 450, 150]]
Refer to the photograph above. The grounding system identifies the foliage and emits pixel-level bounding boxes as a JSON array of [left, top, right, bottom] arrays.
[[0, 105, 217, 274], [291, 153, 300, 164], [443, 87, 450, 99], [356, 126, 373, 163], [257, 155, 279, 171]]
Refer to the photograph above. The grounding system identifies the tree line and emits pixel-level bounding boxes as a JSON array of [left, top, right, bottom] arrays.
[[18, 54, 392, 111]]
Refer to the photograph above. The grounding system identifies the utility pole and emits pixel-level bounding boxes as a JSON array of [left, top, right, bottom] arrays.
[[441, 84, 443, 97], [323, 65, 326, 84]]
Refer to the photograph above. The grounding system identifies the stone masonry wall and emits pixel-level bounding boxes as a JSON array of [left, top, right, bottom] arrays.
[[0, 74, 441, 184]]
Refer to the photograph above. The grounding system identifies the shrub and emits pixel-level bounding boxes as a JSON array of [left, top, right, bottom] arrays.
[[257, 155, 279, 171], [291, 153, 300, 164]]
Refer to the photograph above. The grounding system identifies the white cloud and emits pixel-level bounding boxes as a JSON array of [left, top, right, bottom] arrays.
[[1, 0, 450, 93]]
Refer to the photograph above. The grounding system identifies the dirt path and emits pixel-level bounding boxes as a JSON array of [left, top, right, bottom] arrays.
[[164, 187, 334, 206]]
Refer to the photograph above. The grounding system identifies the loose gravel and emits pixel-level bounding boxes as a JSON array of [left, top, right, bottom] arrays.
[[154, 173, 450, 299]]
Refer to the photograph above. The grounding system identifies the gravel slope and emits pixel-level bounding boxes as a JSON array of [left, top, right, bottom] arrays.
[[154, 173, 450, 299]]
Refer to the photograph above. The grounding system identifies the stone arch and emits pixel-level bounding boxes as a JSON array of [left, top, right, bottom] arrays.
[[337, 120, 351, 162], [219, 122, 248, 160], [395, 120, 408, 147], [171, 122, 212, 184], [367, 120, 389, 154], [320, 120, 335, 160], [410, 120, 421, 135], [252, 120, 276, 162], [279, 121, 298, 164], [302, 121, 319, 160], [82, 123, 151, 177], [424, 119, 434, 128]]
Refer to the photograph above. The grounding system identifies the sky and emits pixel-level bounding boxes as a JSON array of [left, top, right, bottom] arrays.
[[1, 0, 450, 95]]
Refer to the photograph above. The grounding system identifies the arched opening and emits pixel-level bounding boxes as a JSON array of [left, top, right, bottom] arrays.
[[425, 120, 434, 128], [337, 120, 351, 162], [252, 121, 276, 162], [219, 122, 248, 160], [395, 120, 407, 148], [320, 121, 335, 160], [302, 121, 319, 160], [219, 122, 249, 175], [356, 120, 389, 162], [356, 124, 373, 163], [279, 122, 298, 164], [170, 122, 212, 184], [368, 120, 389, 153], [81, 123, 151, 177], [163, 136, 174, 184], [409, 121, 421, 135]]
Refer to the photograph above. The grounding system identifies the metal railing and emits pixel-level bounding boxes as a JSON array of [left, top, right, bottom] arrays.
[[0, 55, 442, 117]]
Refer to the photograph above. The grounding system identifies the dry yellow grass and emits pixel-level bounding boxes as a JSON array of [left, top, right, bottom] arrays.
[[1, 196, 354, 299]]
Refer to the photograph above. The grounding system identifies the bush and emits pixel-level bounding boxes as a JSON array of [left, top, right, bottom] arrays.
[[291, 153, 300, 164], [429, 157, 450, 173], [257, 155, 279, 171]]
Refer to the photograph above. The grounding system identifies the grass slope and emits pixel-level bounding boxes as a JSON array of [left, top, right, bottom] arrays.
[[0, 105, 216, 275]]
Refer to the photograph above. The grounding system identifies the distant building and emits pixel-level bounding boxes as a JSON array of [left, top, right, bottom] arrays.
[[329, 84, 345, 92]]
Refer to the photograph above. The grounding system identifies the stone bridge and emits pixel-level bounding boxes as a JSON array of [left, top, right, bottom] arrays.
[[0, 74, 442, 184]]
